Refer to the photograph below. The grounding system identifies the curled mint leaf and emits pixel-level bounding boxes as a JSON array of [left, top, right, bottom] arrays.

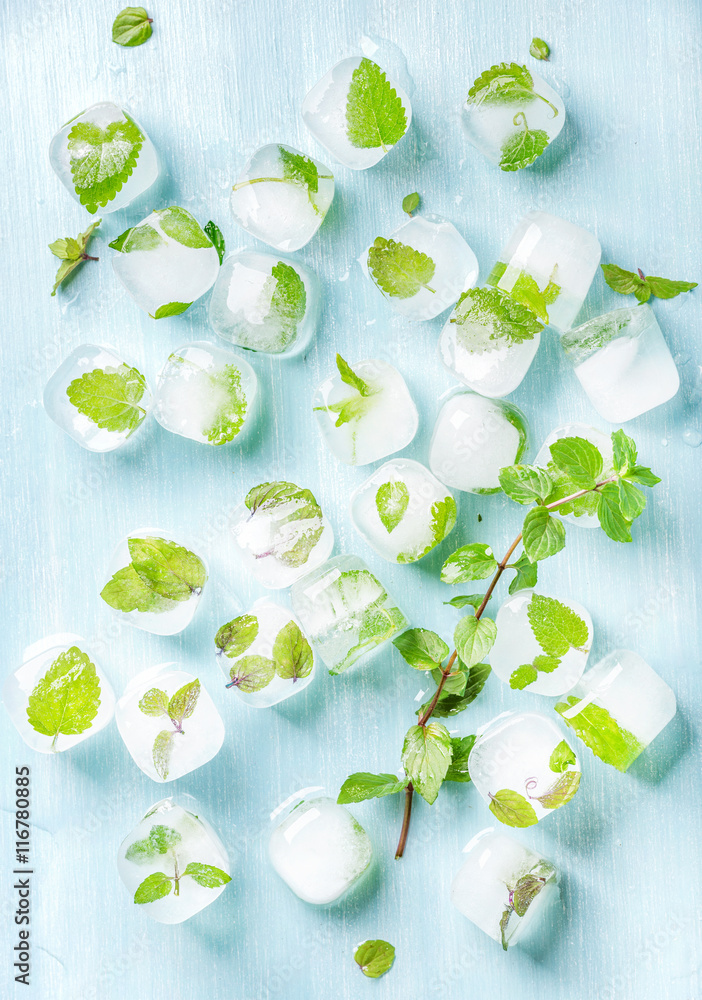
[[112, 7, 153, 46], [346, 58, 407, 150], [125, 824, 181, 863], [204, 221, 225, 264], [157, 207, 212, 249], [354, 939, 396, 978], [368, 237, 436, 298], [443, 594, 487, 610], [244, 481, 324, 569], [268, 262, 307, 349], [202, 363, 247, 444], [26, 647, 101, 750], [467, 63, 536, 107], [528, 770, 581, 809], [597, 483, 633, 542], [319, 355, 378, 430], [416, 662, 491, 718], [338, 773, 408, 804]]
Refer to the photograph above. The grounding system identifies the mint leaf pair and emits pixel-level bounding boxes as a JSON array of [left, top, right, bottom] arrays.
[[26, 647, 101, 751], [217, 614, 313, 692], [68, 114, 144, 213], [66, 364, 148, 435], [243, 481, 324, 568], [601, 263, 696, 303], [488, 769, 580, 826], [138, 679, 201, 779], [346, 58, 407, 151], [101, 536, 207, 615], [49, 219, 101, 296]]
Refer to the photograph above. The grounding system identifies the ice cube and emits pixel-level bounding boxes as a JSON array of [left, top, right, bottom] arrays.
[[290, 555, 409, 674], [313, 356, 418, 466], [362, 214, 478, 320], [302, 56, 411, 170], [230, 480, 334, 588], [100, 530, 208, 635], [350, 459, 457, 563], [429, 389, 528, 493], [469, 711, 581, 825], [215, 599, 316, 708], [230, 144, 334, 251], [462, 64, 565, 172], [268, 792, 372, 903], [154, 341, 258, 446], [116, 665, 224, 782], [534, 423, 614, 527], [555, 649, 676, 771], [43, 344, 151, 452], [49, 101, 159, 214], [3, 633, 115, 754], [111, 207, 219, 319], [561, 305, 680, 422], [490, 591, 593, 696], [451, 828, 559, 950], [117, 798, 231, 924], [209, 250, 320, 355]]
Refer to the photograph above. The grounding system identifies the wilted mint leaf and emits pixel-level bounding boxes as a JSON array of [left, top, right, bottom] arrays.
[[338, 773, 408, 804], [529, 37, 550, 60], [66, 364, 147, 434], [441, 543, 498, 584], [467, 63, 535, 107], [401, 721, 452, 804], [26, 647, 101, 749], [549, 739, 577, 772], [512, 861, 556, 917], [555, 696, 645, 771], [376, 480, 409, 533], [50, 219, 101, 296], [522, 506, 566, 562], [618, 479, 646, 520], [368, 237, 436, 298], [489, 788, 538, 827], [354, 939, 396, 978], [393, 628, 449, 670], [68, 116, 144, 213], [204, 221, 225, 264], [454, 615, 497, 668], [112, 6, 153, 46], [272, 620, 313, 681], [530, 770, 581, 809], [402, 192, 420, 215], [244, 481, 324, 569], [346, 58, 407, 150]]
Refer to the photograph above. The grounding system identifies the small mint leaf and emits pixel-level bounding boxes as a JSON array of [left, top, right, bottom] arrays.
[[112, 6, 153, 46], [488, 788, 538, 827], [204, 221, 225, 264], [337, 773, 408, 804], [354, 939, 396, 979]]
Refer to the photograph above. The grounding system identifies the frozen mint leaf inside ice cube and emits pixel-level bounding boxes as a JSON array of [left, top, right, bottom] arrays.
[[376, 480, 409, 533], [26, 647, 101, 747], [68, 116, 144, 213], [66, 365, 147, 434], [368, 237, 436, 299], [346, 58, 407, 150]]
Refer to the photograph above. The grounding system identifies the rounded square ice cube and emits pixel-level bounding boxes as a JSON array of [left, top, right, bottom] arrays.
[[215, 599, 316, 708], [43, 344, 151, 452], [350, 459, 457, 563], [49, 102, 159, 214], [469, 711, 581, 825], [100, 530, 208, 635], [3, 633, 115, 754], [534, 423, 614, 527], [291, 555, 409, 674], [230, 144, 334, 252], [116, 665, 224, 781], [313, 357, 418, 466], [268, 792, 372, 903], [451, 828, 559, 950], [486, 211, 601, 332], [362, 215, 478, 320], [111, 207, 220, 319], [490, 591, 593, 696], [555, 649, 676, 771], [462, 65, 565, 172], [302, 56, 412, 170], [117, 798, 231, 924], [429, 390, 528, 493], [560, 305, 680, 422], [209, 250, 320, 355], [154, 341, 258, 446], [230, 480, 334, 588]]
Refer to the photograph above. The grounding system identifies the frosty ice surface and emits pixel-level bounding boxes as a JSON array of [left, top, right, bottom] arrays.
[[534, 423, 614, 527], [116, 665, 224, 782], [490, 591, 593, 696], [313, 356, 418, 466], [154, 341, 258, 446], [268, 792, 372, 903], [209, 250, 320, 355], [230, 480, 334, 588], [117, 798, 231, 924], [561, 305, 680, 422], [215, 599, 316, 708], [290, 555, 408, 674], [43, 344, 151, 452], [469, 711, 581, 825], [555, 649, 676, 771], [49, 101, 159, 214], [451, 828, 559, 950], [362, 215, 478, 320], [429, 390, 528, 493], [230, 144, 334, 251], [3, 633, 115, 754], [302, 56, 411, 170], [350, 459, 457, 563], [111, 207, 219, 319]]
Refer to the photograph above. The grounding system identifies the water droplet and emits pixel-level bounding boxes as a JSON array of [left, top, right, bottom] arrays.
[[338, 270, 350, 282], [661, 438, 668, 446], [366, 319, 376, 326], [682, 428, 702, 447], [454, 194, 463, 205]]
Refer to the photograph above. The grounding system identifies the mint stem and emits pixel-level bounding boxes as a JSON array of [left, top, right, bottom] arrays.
[[82, 254, 99, 261], [232, 175, 332, 192]]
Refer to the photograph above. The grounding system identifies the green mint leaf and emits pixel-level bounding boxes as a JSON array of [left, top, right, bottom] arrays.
[[467, 63, 535, 108], [354, 939, 396, 979], [167, 678, 200, 723], [500, 123, 549, 171], [337, 773, 409, 804], [450, 286, 543, 349], [112, 6, 152, 46], [644, 274, 697, 299], [417, 663, 491, 718], [534, 653, 560, 673], [100, 564, 176, 614], [508, 553, 538, 594], [402, 192, 420, 215], [181, 862, 231, 888], [531, 770, 581, 809], [128, 536, 207, 601], [529, 37, 550, 59], [441, 543, 498, 584], [268, 262, 307, 349], [527, 593, 590, 657], [133, 872, 172, 904], [125, 824, 180, 863], [625, 465, 661, 487], [600, 263, 646, 297], [444, 735, 475, 783], [68, 116, 144, 213], [488, 788, 538, 827], [111, 222, 164, 254], [601, 263, 697, 301], [376, 480, 410, 533], [138, 688, 169, 717], [49, 236, 82, 261], [498, 464, 553, 505], [151, 301, 192, 319], [227, 655, 275, 693], [505, 270, 553, 322], [522, 506, 566, 562], [156, 207, 212, 249], [50, 219, 101, 296], [512, 862, 556, 917], [401, 721, 452, 805], [278, 146, 328, 210], [393, 628, 449, 670], [152, 729, 174, 780], [345, 57, 407, 150], [443, 594, 487, 610], [244, 481, 324, 569], [215, 614, 258, 656], [549, 739, 577, 773], [597, 484, 632, 542], [548, 436, 603, 489], [618, 479, 646, 520], [336, 353, 371, 395], [26, 647, 100, 747], [611, 429, 637, 474], [509, 664, 538, 689], [204, 221, 225, 264], [66, 364, 147, 434], [430, 666, 467, 695], [454, 615, 497, 668], [555, 696, 645, 771], [499, 908, 512, 951], [272, 620, 313, 681], [50, 260, 81, 294], [428, 496, 457, 546], [368, 237, 436, 299], [201, 363, 248, 444]]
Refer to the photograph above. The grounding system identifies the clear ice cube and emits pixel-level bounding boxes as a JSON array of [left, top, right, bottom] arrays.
[[3, 633, 115, 754], [209, 250, 320, 355], [555, 649, 676, 771], [302, 56, 412, 170], [49, 101, 159, 214], [43, 344, 151, 452], [534, 423, 614, 527], [561, 305, 680, 422], [111, 207, 220, 319], [154, 341, 258, 446], [268, 792, 372, 903], [230, 143, 334, 251], [215, 599, 316, 708], [116, 664, 225, 782], [290, 554, 409, 674], [429, 390, 528, 493], [117, 798, 231, 924], [350, 458, 457, 563]]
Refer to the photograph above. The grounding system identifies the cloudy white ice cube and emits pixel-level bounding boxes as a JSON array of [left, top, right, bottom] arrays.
[[534, 423, 614, 527]]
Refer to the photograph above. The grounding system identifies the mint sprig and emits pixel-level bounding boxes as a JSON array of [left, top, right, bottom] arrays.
[[112, 7, 153, 46], [601, 263, 697, 303], [346, 58, 408, 151], [138, 679, 201, 780], [26, 647, 101, 751], [49, 219, 101, 296]]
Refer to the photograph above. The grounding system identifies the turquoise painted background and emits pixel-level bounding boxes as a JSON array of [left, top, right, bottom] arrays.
[[2, 0, 701, 997]]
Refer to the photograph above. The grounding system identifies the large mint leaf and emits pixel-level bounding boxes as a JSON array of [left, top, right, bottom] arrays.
[[68, 115, 144, 213], [128, 536, 206, 601], [376, 480, 409, 533], [66, 365, 147, 434], [181, 862, 231, 888], [26, 647, 101, 747], [401, 721, 452, 804], [500, 125, 549, 171], [527, 593, 589, 656], [548, 436, 604, 489], [441, 543, 498, 584], [101, 564, 176, 614], [134, 872, 172, 904], [337, 772, 408, 804], [345, 58, 407, 150], [272, 620, 313, 680], [530, 770, 581, 809], [393, 628, 449, 670], [112, 6, 153, 46], [467, 63, 535, 108], [450, 287, 543, 351], [498, 464, 553, 505], [368, 238, 436, 298], [555, 696, 645, 771], [453, 615, 497, 668], [522, 506, 566, 562]]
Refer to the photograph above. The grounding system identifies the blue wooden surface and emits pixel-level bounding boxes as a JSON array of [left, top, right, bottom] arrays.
[[2, 1, 701, 998]]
